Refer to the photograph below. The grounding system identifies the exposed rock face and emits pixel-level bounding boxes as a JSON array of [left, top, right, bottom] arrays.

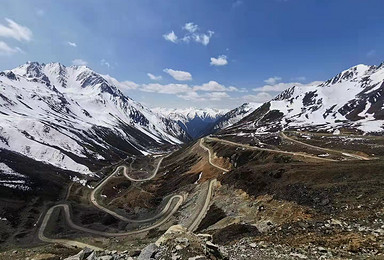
[[64, 225, 228, 260], [220, 63, 384, 136]]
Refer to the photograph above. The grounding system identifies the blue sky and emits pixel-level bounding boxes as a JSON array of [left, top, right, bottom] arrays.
[[0, 0, 384, 109]]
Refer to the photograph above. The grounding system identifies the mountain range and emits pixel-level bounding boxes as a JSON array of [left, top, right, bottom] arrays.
[[220, 63, 384, 136], [1, 61, 384, 192], [153, 107, 228, 139], [0, 62, 191, 191]]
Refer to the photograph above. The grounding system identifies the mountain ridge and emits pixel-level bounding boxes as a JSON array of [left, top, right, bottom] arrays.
[[0, 62, 190, 184], [153, 107, 228, 139], [219, 62, 384, 136]]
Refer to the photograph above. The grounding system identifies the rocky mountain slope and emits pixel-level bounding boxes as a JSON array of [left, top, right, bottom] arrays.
[[210, 102, 261, 132], [153, 107, 228, 139], [221, 63, 384, 135], [0, 62, 190, 189]]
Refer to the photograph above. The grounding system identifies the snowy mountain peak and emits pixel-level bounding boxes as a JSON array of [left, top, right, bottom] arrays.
[[0, 62, 190, 176], [321, 63, 383, 87], [211, 102, 261, 131], [220, 62, 384, 135], [153, 107, 228, 139], [154, 107, 228, 121]]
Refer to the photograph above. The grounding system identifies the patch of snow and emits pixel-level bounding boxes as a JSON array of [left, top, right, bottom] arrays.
[[194, 172, 202, 184]]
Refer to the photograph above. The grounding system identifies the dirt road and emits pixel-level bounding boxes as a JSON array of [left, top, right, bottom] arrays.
[[39, 154, 184, 249], [90, 156, 176, 223], [187, 179, 217, 232], [206, 136, 337, 162], [280, 132, 371, 161], [199, 139, 230, 172]]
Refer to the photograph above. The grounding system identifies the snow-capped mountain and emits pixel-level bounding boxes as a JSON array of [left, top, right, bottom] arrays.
[[153, 107, 228, 139], [220, 62, 384, 135], [210, 102, 261, 132], [0, 62, 190, 180]]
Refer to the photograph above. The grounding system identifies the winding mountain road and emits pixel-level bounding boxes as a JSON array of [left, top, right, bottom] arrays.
[[38, 154, 185, 249], [185, 138, 233, 232], [206, 136, 337, 162], [38, 138, 236, 249], [280, 132, 371, 161], [39, 196, 183, 239], [199, 139, 230, 172], [123, 156, 165, 182], [187, 179, 217, 232], [38, 206, 104, 251], [90, 156, 170, 223]]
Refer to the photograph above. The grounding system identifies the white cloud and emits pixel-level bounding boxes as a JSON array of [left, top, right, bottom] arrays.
[[193, 81, 227, 92], [0, 41, 22, 55], [177, 91, 201, 101], [163, 31, 178, 43], [205, 92, 230, 101], [141, 83, 191, 94], [193, 81, 239, 92], [191, 30, 214, 46], [164, 23, 214, 46], [67, 41, 77, 47], [210, 55, 228, 66], [147, 73, 162, 81], [0, 18, 32, 42], [177, 91, 230, 101], [242, 92, 273, 103], [119, 81, 139, 90], [264, 76, 282, 85], [183, 22, 199, 33], [163, 68, 192, 81], [253, 81, 323, 92], [72, 59, 88, 66], [103, 74, 138, 90]]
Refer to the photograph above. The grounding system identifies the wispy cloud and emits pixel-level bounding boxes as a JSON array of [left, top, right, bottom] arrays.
[[205, 91, 230, 101], [242, 92, 273, 103], [67, 41, 77, 47], [0, 41, 23, 55], [163, 23, 214, 46], [163, 31, 178, 43], [210, 55, 228, 66], [184, 30, 214, 46], [103, 75, 138, 90], [291, 76, 306, 82], [0, 18, 32, 42], [147, 73, 162, 81], [100, 59, 111, 68], [183, 22, 199, 33], [232, 0, 243, 8], [193, 81, 241, 92], [264, 76, 282, 85], [72, 59, 88, 66], [367, 49, 376, 57], [163, 68, 192, 81], [115, 79, 240, 103], [141, 83, 191, 94], [178, 91, 230, 101]]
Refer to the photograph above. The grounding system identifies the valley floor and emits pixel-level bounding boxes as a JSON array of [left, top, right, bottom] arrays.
[[1, 131, 384, 259]]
